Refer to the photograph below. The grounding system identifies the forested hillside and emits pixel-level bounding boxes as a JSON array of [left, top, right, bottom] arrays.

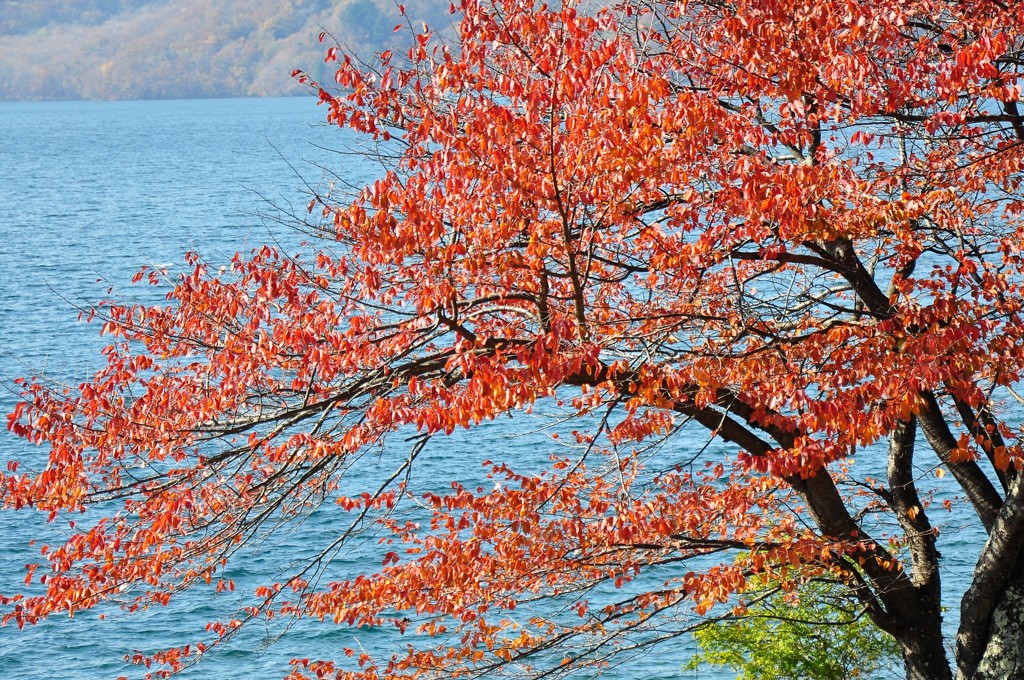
[[0, 0, 446, 100]]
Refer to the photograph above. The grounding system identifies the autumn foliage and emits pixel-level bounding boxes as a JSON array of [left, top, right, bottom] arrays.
[[5, 0, 1024, 678]]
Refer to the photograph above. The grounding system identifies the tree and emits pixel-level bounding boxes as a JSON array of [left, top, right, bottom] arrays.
[[686, 575, 900, 679], [3, 0, 1024, 678]]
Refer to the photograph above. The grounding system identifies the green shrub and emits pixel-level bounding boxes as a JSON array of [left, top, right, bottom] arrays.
[[686, 580, 900, 679]]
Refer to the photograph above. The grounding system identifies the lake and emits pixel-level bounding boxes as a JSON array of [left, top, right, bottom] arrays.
[[0, 97, 727, 679], [0, 96, 980, 679]]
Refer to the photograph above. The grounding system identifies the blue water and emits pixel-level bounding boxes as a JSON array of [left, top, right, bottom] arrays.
[[0, 97, 984, 679]]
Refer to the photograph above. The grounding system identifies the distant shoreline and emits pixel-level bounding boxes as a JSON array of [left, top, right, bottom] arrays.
[[0, 0, 446, 103], [0, 92, 311, 104]]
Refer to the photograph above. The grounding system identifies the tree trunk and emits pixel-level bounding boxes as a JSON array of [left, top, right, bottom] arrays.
[[957, 474, 1024, 679], [963, 568, 1024, 679], [884, 419, 953, 680], [890, 613, 952, 680]]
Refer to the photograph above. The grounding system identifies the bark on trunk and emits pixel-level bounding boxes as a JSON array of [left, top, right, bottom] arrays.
[[901, 620, 954, 680], [957, 473, 1024, 678], [888, 592, 951, 679], [961, 565, 1024, 680], [885, 419, 952, 680]]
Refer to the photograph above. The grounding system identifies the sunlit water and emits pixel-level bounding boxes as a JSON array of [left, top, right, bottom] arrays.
[[0, 97, 985, 678]]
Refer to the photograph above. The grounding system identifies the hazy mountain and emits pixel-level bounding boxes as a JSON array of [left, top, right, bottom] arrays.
[[0, 0, 449, 100]]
